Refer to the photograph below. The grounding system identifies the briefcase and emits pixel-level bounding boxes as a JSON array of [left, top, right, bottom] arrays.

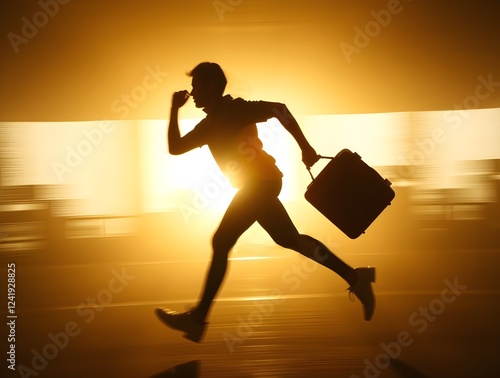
[[305, 149, 395, 239]]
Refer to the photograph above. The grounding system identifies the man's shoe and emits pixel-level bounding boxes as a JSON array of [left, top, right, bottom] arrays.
[[347, 267, 376, 321], [155, 308, 208, 343]]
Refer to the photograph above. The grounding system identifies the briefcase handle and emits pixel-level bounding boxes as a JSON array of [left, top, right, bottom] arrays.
[[307, 155, 333, 181]]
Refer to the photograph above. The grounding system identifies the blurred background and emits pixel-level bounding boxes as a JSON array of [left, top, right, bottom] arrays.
[[1, 1, 499, 377], [1, 0, 499, 264], [1, 110, 499, 264]]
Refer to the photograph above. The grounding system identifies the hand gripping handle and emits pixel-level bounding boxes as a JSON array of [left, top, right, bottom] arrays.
[[307, 155, 334, 181]]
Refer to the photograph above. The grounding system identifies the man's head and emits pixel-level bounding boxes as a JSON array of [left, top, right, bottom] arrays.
[[187, 62, 227, 109]]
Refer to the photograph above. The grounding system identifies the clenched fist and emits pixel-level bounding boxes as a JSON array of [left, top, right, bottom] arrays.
[[171, 90, 190, 109]]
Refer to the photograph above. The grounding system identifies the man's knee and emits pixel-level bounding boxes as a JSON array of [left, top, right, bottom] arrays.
[[212, 231, 235, 257], [273, 232, 300, 250]]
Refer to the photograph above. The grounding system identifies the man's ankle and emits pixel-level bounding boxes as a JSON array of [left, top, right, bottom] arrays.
[[346, 269, 357, 287], [192, 308, 207, 324]]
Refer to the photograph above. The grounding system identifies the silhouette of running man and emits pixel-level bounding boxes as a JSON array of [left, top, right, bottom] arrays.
[[155, 62, 375, 342]]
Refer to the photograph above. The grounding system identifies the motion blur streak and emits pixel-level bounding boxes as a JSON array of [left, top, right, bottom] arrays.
[[1, 108, 499, 377]]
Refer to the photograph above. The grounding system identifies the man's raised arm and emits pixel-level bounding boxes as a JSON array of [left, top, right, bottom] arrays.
[[168, 90, 196, 155]]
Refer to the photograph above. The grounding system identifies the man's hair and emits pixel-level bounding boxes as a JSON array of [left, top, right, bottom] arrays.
[[187, 62, 227, 96]]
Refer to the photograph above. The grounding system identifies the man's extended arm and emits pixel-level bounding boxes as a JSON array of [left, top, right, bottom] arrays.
[[270, 102, 319, 168]]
